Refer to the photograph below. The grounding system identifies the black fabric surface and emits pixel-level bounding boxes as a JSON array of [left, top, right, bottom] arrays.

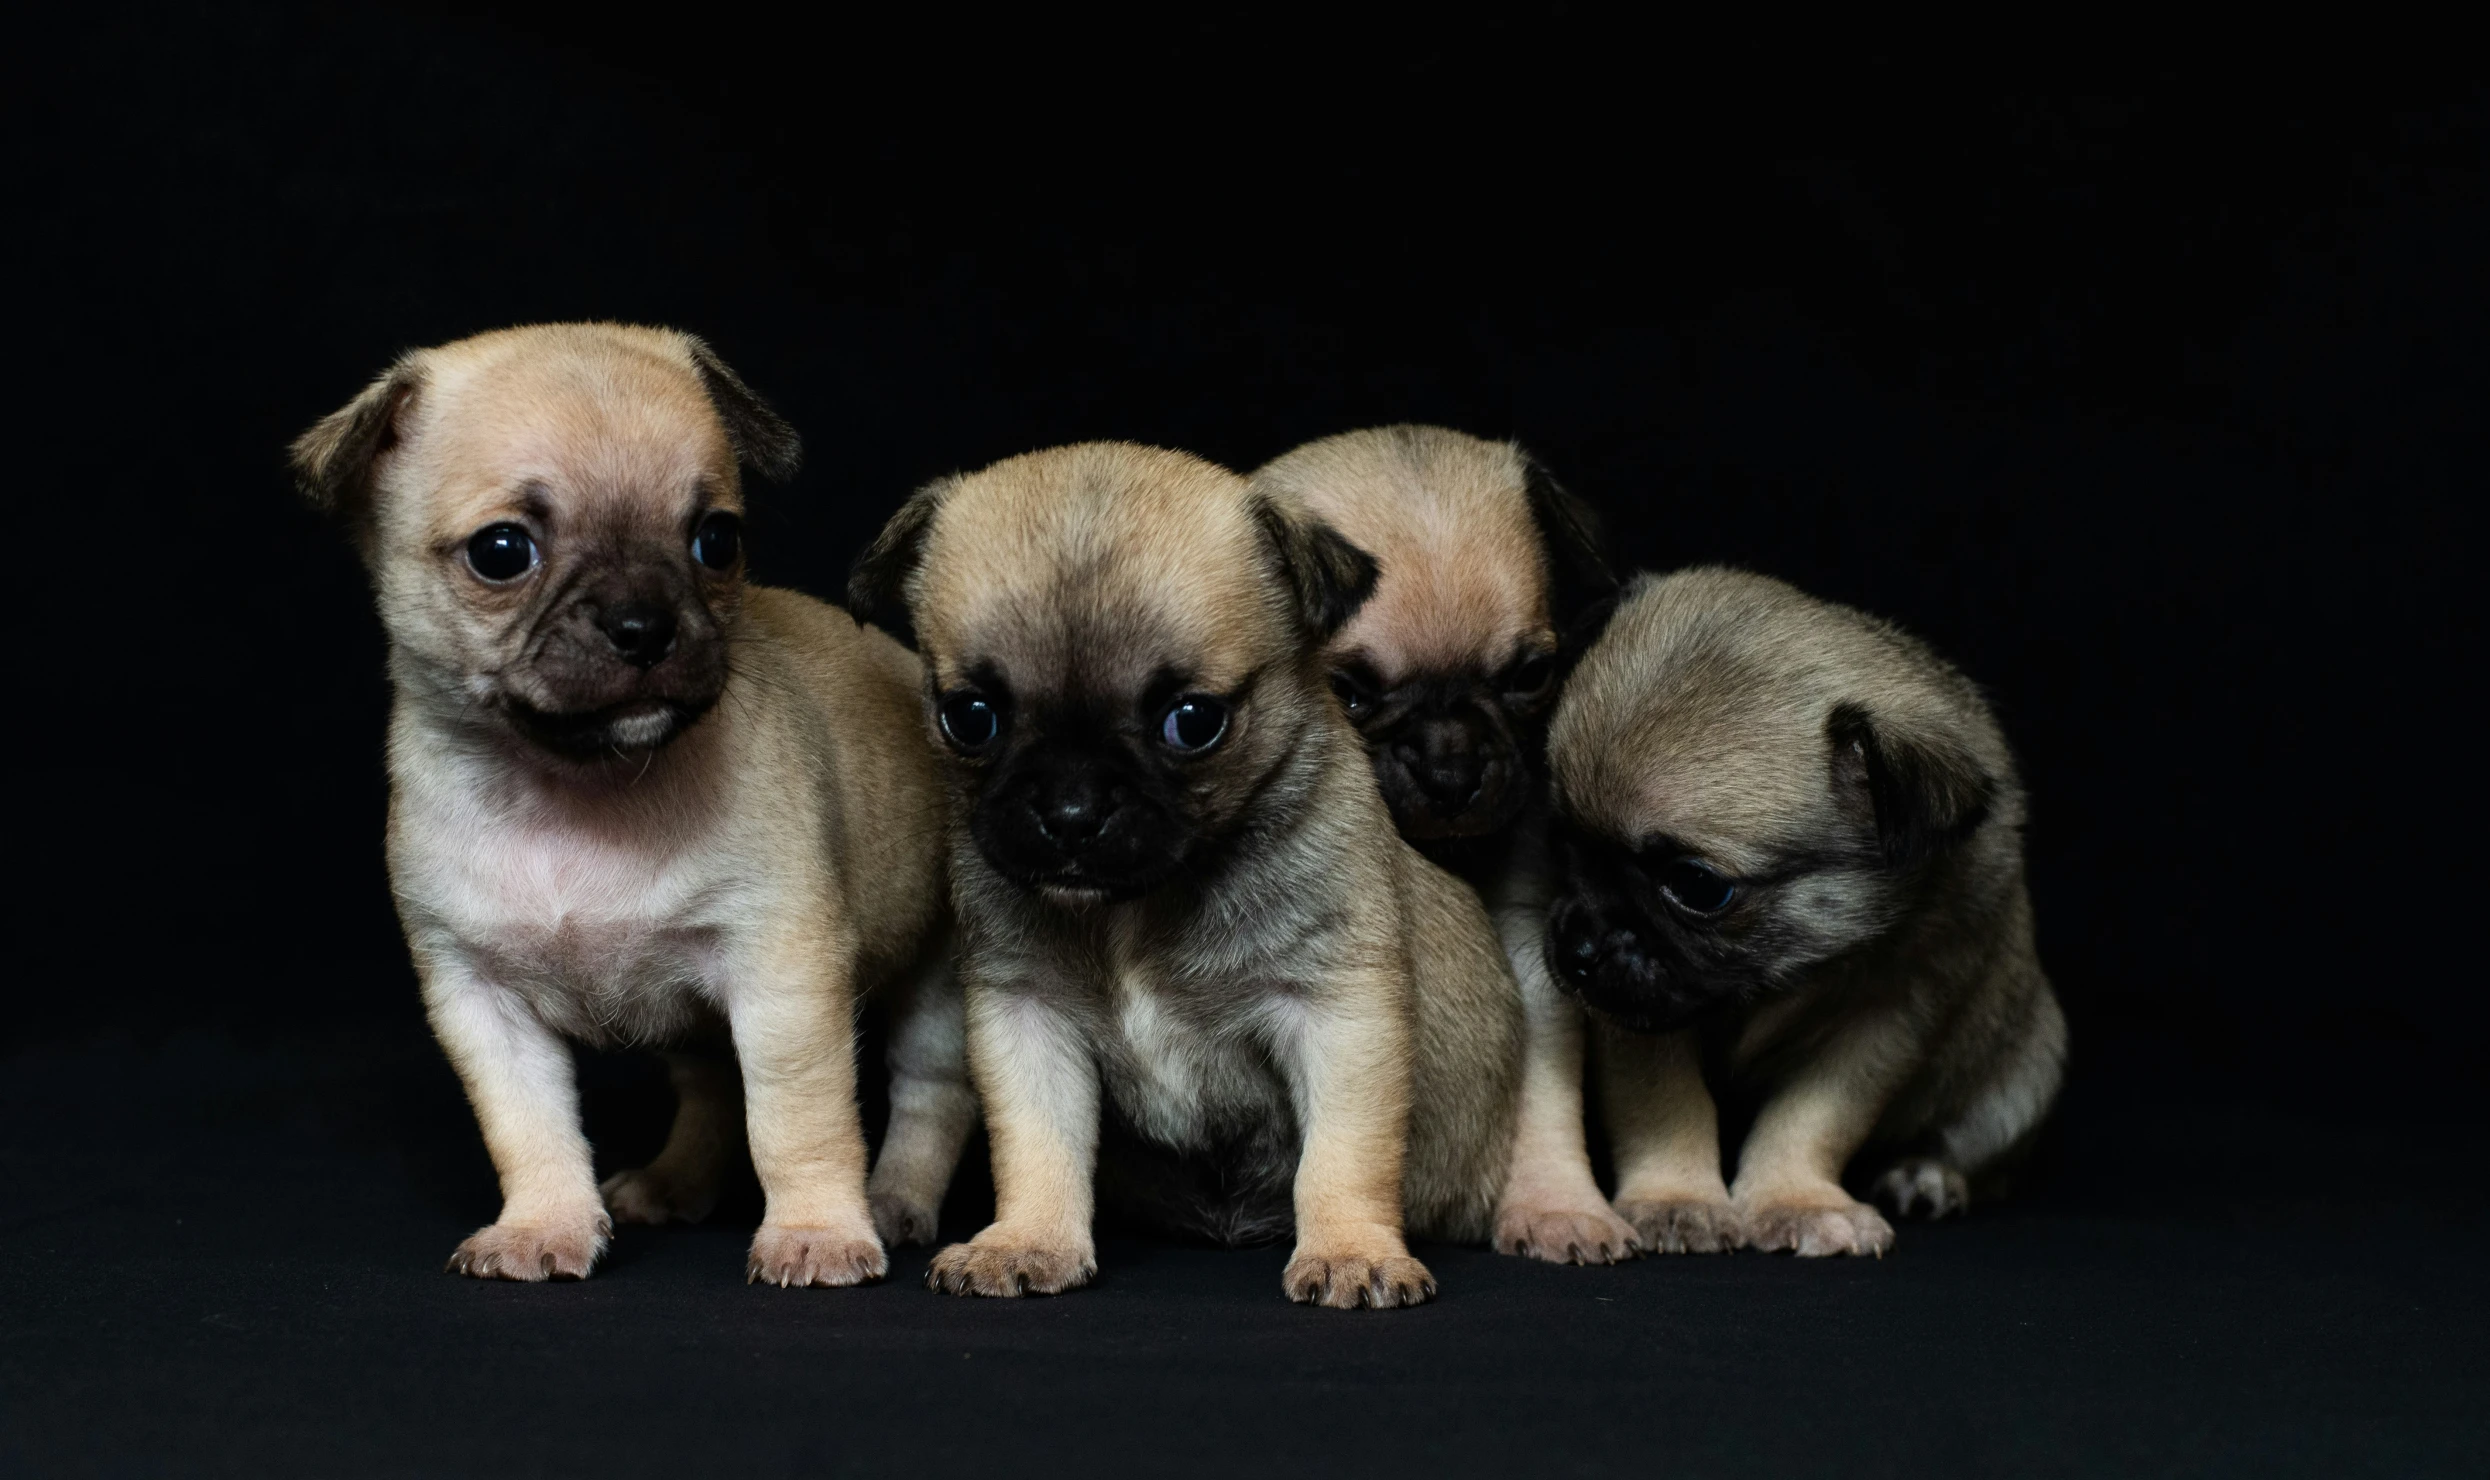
[[5, 1028, 2483, 1478], [10, 9, 2485, 1475]]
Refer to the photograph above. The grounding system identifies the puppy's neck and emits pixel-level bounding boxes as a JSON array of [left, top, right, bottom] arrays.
[[388, 647, 731, 810]]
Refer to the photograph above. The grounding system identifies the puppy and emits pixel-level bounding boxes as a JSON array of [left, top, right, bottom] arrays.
[[290, 324, 975, 1283], [848, 442, 1522, 1309], [1544, 567, 2066, 1256], [1251, 426, 1636, 1265]]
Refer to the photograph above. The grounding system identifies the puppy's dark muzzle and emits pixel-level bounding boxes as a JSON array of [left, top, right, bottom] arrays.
[[973, 751, 1179, 903], [1546, 904, 1721, 1034], [1370, 709, 1524, 840]]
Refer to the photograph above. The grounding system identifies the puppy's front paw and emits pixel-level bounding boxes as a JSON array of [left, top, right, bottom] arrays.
[[447, 1209, 610, 1281], [600, 1166, 720, 1226], [869, 1189, 941, 1248], [1868, 1158, 1970, 1221], [1282, 1250, 1437, 1309], [1494, 1196, 1642, 1265], [925, 1231, 1095, 1297], [1740, 1195, 1894, 1257], [745, 1223, 886, 1288], [1616, 1196, 1746, 1254]]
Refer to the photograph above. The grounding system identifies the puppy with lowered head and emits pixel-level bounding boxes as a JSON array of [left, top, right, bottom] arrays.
[[1251, 426, 1635, 1264], [292, 324, 974, 1283], [1545, 568, 2065, 1255], [849, 442, 1522, 1308]]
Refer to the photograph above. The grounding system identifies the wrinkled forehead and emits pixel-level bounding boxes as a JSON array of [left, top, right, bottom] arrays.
[[1296, 467, 1550, 680], [915, 467, 1285, 695], [1558, 674, 1836, 874], [1337, 537, 1548, 679], [416, 342, 736, 515]]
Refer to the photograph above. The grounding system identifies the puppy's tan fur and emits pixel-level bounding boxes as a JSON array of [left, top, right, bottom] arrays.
[[293, 324, 974, 1283], [1550, 568, 2066, 1256], [853, 443, 1521, 1308], [1253, 426, 1635, 1265]]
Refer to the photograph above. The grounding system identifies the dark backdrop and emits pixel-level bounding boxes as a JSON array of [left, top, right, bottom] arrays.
[[10, 11, 2488, 1476], [22, 10, 2480, 1113]]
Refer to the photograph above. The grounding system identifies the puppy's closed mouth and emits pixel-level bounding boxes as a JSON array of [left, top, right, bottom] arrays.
[[504, 696, 710, 757]]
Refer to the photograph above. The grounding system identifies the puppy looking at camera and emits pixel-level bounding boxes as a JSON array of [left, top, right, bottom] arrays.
[[291, 324, 975, 1283], [1545, 568, 2066, 1256], [849, 442, 1522, 1309], [1251, 426, 1635, 1265]]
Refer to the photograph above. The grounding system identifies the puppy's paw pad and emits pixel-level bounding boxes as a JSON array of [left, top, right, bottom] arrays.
[[1741, 1199, 1895, 1258], [1869, 1158, 1970, 1221], [600, 1167, 719, 1226], [446, 1213, 610, 1282], [1282, 1252, 1437, 1309], [1493, 1200, 1643, 1265], [745, 1225, 886, 1288], [868, 1190, 941, 1248], [1617, 1197, 1746, 1255], [925, 1238, 1095, 1297]]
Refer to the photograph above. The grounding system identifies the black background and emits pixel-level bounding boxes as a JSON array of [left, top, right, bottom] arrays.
[[8, 9, 2484, 1475]]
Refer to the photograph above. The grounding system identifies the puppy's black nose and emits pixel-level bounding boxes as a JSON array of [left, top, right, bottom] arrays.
[[599, 600, 677, 668], [1398, 716, 1488, 812], [1551, 913, 1637, 986], [1032, 779, 1119, 853]]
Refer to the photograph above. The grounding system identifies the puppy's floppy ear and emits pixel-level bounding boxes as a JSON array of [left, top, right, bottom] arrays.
[[1518, 449, 1620, 642], [1828, 702, 1996, 870], [682, 335, 803, 483], [848, 477, 953, 631], [1250, 494, 1380, 642], [289, 358, 422, 525]]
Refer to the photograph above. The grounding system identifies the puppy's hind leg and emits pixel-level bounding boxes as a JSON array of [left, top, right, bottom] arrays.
[[867, 941, 978, 1246], [602, 1052, 745, 1226], [1873, 984, 2065, 1221]]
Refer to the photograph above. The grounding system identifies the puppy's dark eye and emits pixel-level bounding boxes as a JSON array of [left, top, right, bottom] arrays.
[[938, 691, 1003, 751], [1661, 860, 1737, 916], [1506, 653, 1558, 699], [1329, 670, 1376, 717], [691, 511, 742, 571], [1160, 695, 1229, 752], [466, 523, 537, 582]]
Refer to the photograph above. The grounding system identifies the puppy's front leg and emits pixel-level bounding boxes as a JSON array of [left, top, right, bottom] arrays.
[[1492, 908, 1641, 1264], [1598, 1024, 1742, 1253], [927, 989, 1098, 1297], [1278, 980, 1435, 1309], [1731, 1012, 1915, 1257], [727, 930, 884, 1288], [421, 948, 609, 1281], [866, 943, 978, 1246]]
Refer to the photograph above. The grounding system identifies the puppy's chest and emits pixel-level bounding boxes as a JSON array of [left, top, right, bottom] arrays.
[[1093, 968, 1292, 1151], [403, 805, 748, 1044]]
